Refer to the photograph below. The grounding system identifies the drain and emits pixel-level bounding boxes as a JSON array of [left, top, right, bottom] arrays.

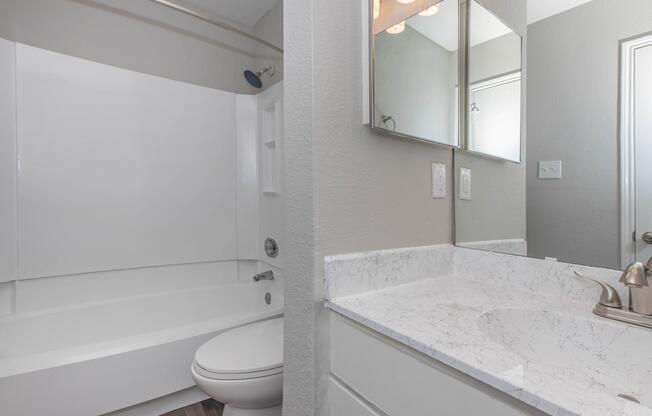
[[265, 292, 272, 305], [618, 394, 640, 404]]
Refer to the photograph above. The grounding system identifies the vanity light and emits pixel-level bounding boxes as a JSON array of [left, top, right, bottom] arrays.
[[418, 4, 440, 16], [386, 20, 406, 34], [373, 0, 381, 19]]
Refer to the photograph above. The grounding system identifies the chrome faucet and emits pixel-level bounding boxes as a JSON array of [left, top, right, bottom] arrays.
[[588, 257, 652, 329], [253, 270, 274, 282]]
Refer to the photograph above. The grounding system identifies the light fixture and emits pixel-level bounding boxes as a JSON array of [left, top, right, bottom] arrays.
[[418, 4, 440, 16], [373, 0, 381, 19], [386, 20, 406, 34], [396, 0, 416, 3]]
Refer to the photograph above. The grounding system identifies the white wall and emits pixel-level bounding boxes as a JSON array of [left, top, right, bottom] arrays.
[[0, 37, 17, 285], [526, 0, 652, 269], [283, 0, 454, 414], [17, 44, 238, 278], [253, 0, 284, 89], [0, 0, 282, 94], [0, 42, 280, 317]]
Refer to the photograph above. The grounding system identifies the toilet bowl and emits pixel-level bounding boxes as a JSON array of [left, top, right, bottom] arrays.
[[191, 317, 283, 416]]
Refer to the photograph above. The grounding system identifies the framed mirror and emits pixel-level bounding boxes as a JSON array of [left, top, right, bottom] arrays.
[[455, 0, 652, 271], [370, 0, 461, 147], [466, 0, 522, 162]]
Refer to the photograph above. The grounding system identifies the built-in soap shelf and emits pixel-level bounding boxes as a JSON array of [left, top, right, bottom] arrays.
[[262, 102, 281, 194]]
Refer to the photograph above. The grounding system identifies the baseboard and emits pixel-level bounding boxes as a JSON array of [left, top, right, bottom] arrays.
[[103, 386, 209, 416]]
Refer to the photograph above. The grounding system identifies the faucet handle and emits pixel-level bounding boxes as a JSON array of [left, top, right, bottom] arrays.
[[574, 271, 623, 309], [619, 262, 649, 288], [592, 280, 623, 309]]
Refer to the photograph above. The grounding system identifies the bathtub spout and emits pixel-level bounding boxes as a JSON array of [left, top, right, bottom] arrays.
[[253, 270, 274, 282]]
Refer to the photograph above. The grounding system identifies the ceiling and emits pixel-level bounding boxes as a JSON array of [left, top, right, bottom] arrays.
[[407, 0, 512, 51], [182, 0, 279, 28], [399, 0, 595, 50], [527, 0, 594, 24]]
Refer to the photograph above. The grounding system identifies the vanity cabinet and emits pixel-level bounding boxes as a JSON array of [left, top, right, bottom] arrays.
[[328, 312, 545, 416]]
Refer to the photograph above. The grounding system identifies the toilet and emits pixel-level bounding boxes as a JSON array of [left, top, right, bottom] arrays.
[[191, 318, 284, 416]]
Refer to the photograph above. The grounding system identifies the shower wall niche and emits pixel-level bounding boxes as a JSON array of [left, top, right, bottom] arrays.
[[261, 92, 283, 194]]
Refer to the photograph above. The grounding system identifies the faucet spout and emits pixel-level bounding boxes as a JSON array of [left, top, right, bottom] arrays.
[[253, 270, 274, 282]]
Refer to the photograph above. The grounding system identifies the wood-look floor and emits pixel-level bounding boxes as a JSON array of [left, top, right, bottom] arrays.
[[161, 399, 224, 416]]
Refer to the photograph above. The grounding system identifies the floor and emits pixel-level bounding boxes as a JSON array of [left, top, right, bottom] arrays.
[[161, 399, 224, 416]]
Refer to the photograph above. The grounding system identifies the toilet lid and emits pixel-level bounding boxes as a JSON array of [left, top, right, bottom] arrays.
[[195, 318, 283, 375]]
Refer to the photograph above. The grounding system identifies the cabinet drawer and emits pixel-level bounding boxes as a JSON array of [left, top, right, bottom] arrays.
[[329, 376, 382, 416], [330, 312, 545, 416]]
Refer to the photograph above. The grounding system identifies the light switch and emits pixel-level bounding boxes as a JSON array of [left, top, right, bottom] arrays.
[[432, 163, 446, 199], [459, 167, 471, 200], [538, 160, 562, 179]]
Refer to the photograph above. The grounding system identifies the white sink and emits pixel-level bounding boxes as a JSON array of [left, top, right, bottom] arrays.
[[478, 308, 652, 408]]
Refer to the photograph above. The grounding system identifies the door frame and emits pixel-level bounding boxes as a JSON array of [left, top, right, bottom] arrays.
[[619, 33, 652, 268]]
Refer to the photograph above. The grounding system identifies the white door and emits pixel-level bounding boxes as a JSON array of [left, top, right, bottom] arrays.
[[635, 43, 652, 262]]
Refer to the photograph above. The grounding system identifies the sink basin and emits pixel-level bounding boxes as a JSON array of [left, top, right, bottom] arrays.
[[478, 308, 652, 407]]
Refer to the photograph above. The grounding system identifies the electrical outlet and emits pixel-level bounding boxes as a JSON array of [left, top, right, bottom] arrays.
[[459, 167, 471, 200], [538, 161, 562, 179], [432, 163, 446, 199]]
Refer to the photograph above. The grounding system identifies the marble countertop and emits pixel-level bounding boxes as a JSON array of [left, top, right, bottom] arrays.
[[324, 245, 652, 416]]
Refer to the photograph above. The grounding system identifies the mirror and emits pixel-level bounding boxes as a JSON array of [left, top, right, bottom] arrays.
[[455, 1, 652, 271], [466, 0, 522, 162], [371, 0, 460, 147]]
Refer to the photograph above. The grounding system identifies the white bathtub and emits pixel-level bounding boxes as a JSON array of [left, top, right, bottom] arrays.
[[0, 282, 283, 416]]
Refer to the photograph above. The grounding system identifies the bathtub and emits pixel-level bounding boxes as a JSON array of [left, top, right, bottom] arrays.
[[0, 282, 283, 416]]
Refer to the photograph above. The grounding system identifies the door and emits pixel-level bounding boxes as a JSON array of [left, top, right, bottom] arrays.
[[635, 43, 652, 262]]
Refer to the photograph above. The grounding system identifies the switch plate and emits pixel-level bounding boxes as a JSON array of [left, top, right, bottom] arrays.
[[459, 167, 471, 200], [538, 160, 562, 179], [432, 163, 446, 199]]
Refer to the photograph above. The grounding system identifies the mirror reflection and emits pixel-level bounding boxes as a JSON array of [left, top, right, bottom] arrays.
[[455, 0, 652, 271], [372, 0, 459, 146], [467, 0, 522, 162]]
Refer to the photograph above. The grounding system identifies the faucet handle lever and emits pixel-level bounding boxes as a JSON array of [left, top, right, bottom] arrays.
[[592, 280, 623, 309], [574, 271, 623, 309]]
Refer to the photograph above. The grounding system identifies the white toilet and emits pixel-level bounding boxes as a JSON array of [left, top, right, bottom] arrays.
[[191, 318, 283, 416]]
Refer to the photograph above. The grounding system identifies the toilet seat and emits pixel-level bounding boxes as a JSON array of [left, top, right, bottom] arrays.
[[192, 360, 282, 380], [193, 318, 283, 381]]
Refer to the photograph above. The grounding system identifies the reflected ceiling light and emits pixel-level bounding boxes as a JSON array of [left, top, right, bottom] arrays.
[[373, 0, 381, 19], [396, 0, 416, 3], [418, 4, 440, 16], [386, 20, 406, 34]]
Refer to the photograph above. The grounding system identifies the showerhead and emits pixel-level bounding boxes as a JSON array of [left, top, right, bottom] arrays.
[[244, 65, 275, 89]]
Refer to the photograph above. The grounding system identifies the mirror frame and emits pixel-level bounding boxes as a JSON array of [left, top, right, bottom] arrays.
[[367, 0, 466, 149]]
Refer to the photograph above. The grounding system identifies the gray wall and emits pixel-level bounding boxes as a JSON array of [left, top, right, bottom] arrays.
[[456, 6, 527, 244], [374, 25, 456, 144], [283, 0, 454, 414], [0, 0, 282, 94], [253, 0, 284, 88], [526, 0, 652, 269]]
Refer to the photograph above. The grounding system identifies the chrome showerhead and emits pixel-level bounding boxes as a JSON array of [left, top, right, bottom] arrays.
[[243, 65, 275, 89]]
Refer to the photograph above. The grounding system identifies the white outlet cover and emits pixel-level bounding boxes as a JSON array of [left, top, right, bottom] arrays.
[[432, 163, 446, 199], [538, 160, 562, 179], [459, 167, 472, 200]]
